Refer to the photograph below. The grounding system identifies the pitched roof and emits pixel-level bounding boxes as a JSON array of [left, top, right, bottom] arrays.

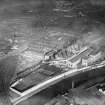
[[70, 47, 93, 63]]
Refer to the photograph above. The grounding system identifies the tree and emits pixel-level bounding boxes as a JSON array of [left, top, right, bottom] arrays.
[[0, 56, 17, 105]]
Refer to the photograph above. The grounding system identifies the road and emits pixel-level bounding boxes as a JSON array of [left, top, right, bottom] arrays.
[[0, 0, 105, 105]]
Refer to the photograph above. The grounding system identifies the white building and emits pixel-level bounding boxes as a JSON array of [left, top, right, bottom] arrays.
[[67, 58, 81, 69], [89, 51, 102, 62], [82, 51, 102, 67]]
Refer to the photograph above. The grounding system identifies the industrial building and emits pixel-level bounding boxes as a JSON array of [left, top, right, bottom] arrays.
[[0, 0, 105, 105]]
